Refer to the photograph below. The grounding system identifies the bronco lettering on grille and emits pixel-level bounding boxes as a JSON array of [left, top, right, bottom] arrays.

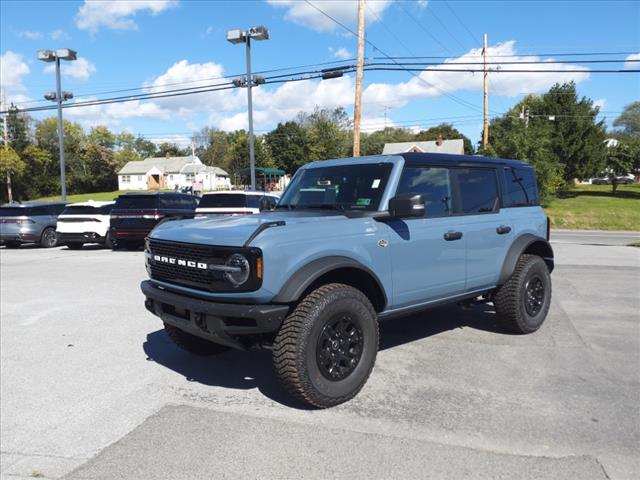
[[153, 254, 207, 270]]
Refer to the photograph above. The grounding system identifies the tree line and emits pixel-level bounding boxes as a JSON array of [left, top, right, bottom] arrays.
[[1, 82, 638, 203]]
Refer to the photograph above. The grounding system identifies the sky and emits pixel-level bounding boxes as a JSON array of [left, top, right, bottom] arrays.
[[1, 0, 639, 149]]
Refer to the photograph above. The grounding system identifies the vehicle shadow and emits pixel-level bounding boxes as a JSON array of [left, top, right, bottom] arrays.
[[143, 303, 507, 409]]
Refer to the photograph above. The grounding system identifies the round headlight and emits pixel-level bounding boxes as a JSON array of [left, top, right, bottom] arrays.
[[225, 253, 250, 287]]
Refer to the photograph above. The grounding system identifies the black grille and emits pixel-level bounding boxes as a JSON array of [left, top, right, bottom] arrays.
[[147, 239, 261, 293]]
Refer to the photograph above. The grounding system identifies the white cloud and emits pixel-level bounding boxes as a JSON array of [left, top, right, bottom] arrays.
[[0, 51, 32, 106], [17, 30, 44, 40], [363, 41, 590, 109], [45, 57, 96, 81], [593, 99, 607, 111], [50, 29, 71, 41], [66, 97, 170, 128], [75, 0, 178, 32], [623, 52, 640, 70], [331, 47, 352, 60], [267, 0, 392, 32]]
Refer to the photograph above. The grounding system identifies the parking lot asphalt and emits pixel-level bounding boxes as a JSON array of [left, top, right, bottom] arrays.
[[1, 241, 639, 479]]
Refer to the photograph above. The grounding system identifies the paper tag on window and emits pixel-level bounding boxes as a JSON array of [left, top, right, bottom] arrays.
[[371, 179, 381, 189]]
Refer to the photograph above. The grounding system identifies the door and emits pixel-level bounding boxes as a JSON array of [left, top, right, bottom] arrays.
[[450, 167, 512, 290], [386, 166, 466, 307]]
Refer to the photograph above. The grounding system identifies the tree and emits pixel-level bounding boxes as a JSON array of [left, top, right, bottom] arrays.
[[87, 126, 116, 149], [415, 123, 474, 154], [134, 136, 156, 158], [0, 146, 25, 202], [6, 104, 30, 155], [605, 143, 634, 194], [157, 142, 181, 157], [360, 127, 414, 156], [298, 107, 350, 160], [70, 144, 118, 193], [541, 82, 606, 181], [15, 145, 57, 199], [192, 127, 229, 167], [226, 131, 274, 180], [613, 101, 640, 138], [265, 121, 309, 173]]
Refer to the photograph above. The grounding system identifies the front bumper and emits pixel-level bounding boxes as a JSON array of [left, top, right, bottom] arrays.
[[58, 232, 106, 243], [141, 280, 289, 350]]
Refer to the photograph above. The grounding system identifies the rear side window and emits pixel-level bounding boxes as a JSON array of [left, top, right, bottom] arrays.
[[49, 204, 66, 215], [246, 196, 260, 209], [503, 167, 539, 207], [114, 196, 157, 210], [397, 167, 452, 217], [199, 194, 247, 208], [30, 206, 51, 216], [452, 168, 499, 214]]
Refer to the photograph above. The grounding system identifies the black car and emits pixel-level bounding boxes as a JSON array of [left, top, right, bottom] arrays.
[[109, 193, 198, 250]]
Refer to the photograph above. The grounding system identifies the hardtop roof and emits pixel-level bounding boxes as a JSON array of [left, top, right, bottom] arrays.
[[399, 152, 532, 168]]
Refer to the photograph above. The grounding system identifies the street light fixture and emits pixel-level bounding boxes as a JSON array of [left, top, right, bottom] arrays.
[[226, 26, 269, 191], [37, 48, 77, 201]]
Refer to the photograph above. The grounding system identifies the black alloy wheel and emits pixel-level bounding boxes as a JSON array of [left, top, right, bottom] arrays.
[[316, 314, 364, 381], [524, 275, 545, 316], [40, 228, 58, 248]]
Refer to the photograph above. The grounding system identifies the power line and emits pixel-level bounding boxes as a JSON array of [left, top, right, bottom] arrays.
[[443, 0, 481, 45], [395, 1, 453, 55]]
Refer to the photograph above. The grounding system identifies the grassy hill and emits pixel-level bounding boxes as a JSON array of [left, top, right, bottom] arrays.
[[545, 183, 640, 231]]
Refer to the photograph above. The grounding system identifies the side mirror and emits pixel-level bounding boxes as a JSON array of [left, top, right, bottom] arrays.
[[259, 197, 274, 211], [388, 194, 425, 218]]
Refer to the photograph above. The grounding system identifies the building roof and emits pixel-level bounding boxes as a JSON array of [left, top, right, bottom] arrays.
[[118, 155, 201, 175], [382, 139, 465, 155], [239, 167, 286, 176], [181, 164, 229, 176]]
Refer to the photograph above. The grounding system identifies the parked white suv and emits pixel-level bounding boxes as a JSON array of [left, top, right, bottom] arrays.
[[56, 201, 115, 249], [195, 191, 279, 216]]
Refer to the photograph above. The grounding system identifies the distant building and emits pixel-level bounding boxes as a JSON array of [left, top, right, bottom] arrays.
[[382, 137, 465, 155], [117, 154, 231, 191]]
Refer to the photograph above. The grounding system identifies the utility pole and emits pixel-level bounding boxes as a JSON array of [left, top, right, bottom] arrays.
[[54, 55, 67, 201], [352, 0, 366, 157], [2, 92, 12, 203], [482, 33, 489, 147]]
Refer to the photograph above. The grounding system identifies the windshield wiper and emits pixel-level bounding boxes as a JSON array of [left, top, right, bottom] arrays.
[[302, 204, 347, 212]]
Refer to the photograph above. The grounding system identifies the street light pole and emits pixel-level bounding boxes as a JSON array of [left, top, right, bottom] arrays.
[[54, 56, 67, 201], [245, 35, 256, 191], [227, 26, 269, 191]]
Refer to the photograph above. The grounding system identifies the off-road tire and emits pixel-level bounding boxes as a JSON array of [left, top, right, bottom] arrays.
[[163, 323, 230, 356], [494, 254, 552, 334], [5, 241, 21, 249], [66, 242, 84, 250], [272, 283, 379, 408], [39, 227, 58, 248]]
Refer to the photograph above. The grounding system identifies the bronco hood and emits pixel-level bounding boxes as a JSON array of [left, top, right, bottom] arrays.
[[149, 211, 347, 247]]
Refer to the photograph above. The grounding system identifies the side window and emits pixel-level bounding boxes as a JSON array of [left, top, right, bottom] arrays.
[[99, 204, 114, 214], [52, 205, 66, 215], [503, 167, 540, 207], [396, 167, 452, 217], [452, 168, 499, 214], [31, 206, 49, 216], [159, 196, 177, 209]]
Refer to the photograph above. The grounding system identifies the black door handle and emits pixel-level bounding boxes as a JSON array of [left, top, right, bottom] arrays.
[[444, 231, 463, 241], [496, 225, 512, 235]]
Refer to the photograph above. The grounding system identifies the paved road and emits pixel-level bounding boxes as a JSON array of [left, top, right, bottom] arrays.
[[551, 229, 640, 246], [1, 243, 638, 479]]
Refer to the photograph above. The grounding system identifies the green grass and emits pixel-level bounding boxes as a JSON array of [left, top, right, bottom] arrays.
[[544, 183, 640, 231], [33, 190, 167, 203]]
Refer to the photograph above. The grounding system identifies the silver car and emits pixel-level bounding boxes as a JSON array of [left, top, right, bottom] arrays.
[[0, 202, 67, 248]]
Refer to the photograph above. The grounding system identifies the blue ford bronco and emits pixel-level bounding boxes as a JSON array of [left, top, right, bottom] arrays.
[[141, 152, 553, 408]]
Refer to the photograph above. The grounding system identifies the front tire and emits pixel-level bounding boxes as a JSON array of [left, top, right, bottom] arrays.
[[273, 283, 379, 408], [494, 254, 552, 334], [39, 227, 58, 248], [163, 323, 230, 356]]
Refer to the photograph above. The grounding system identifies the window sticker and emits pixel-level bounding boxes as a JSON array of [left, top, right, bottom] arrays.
[[356, 198, 372, 206], [371, 179, 381, 189]]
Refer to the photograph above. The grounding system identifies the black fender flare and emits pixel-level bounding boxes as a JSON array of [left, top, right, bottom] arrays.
[[497, 234, 554, 285], [272, 256, 388, 307]]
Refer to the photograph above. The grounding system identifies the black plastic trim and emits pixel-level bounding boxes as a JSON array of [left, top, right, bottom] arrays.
[[497, 234, 554, 285], [243, 221, 286, 247], [272, 256, 388, 308]]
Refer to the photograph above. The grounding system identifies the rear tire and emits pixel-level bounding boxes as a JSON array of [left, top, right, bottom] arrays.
[[273, 283, 378, 408], [66, 242, 84, 250], [493, 254, 552, 334], [39, 227, 58, 248], [104, 232, 114, 250], [164, 323, 230, 356]]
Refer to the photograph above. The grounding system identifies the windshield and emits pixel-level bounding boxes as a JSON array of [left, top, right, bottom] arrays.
[[278, 163, 393, 211], [114, 196, 157, 210], [199, 194, 248, 208]]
